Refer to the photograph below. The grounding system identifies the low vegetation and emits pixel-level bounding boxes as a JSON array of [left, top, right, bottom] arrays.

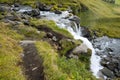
[[35, 41, 96, 80], [30, 18, 73, 38], [0, 22, 25, 80], [17, 24, 46, 40]]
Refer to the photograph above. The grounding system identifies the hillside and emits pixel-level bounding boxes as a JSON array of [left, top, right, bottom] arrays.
[[0, 0, 120, 80]]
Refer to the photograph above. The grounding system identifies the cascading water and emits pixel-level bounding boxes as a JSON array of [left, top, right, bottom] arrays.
[[18, 7, 103, 78], [40, 11, 103, 78]]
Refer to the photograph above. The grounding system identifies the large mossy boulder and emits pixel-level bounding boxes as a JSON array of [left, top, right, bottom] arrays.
[[59, 39, 82, 56]]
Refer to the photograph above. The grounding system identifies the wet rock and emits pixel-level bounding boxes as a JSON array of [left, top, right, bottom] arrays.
[[54, 10, 62, 14], [12, 7, 20, 11], [0, 6, 5, 12], [81, 27, 92, 40], [31, 9, 40, 17], [23, 9, 40, 17], [69, 16, 80, 25], [36, 2, 51, 11], [100, 60, 108, 66], [101, 67, 115, 78]]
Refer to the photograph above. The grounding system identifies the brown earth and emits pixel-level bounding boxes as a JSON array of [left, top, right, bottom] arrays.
[[21, 41, 44, 80]]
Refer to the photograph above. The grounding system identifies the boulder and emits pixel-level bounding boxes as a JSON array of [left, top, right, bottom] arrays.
[[23, 9, 40, 17], [72, 43, 88, 55], [31, 9, 40, 17], [54, 10, 62, 14], [100, 67, 115, 78]]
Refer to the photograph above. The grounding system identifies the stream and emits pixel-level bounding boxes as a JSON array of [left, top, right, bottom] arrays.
[[40, 11, 103, 78], [16, 6, 120, 79]]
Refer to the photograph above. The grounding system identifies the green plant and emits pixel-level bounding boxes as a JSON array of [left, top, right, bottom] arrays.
[[0, 22, 25, 80]]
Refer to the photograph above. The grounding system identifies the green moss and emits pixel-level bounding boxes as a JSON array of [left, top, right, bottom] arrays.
[[0, 22, 25, 80], [59, 39, 82, 56], [30, 18, 73, 39]]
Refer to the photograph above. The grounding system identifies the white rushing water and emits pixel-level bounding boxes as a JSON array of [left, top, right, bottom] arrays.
[[40, 11, 103, 78], [18, 8, 103, 78]]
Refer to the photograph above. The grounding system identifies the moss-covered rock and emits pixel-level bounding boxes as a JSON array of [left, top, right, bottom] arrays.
[[59, 39, 82, 56]]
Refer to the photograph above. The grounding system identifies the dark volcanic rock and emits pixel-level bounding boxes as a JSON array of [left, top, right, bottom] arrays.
[[101, 67, 115, 78], [69, 16, 80, 25], [54, 10, 62, 14], [81, 27, 92, 40], [23, 9, 40, 17]]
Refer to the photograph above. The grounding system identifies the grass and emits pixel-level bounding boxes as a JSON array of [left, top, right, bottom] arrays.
[[30, 18, 73, 39], [0, 22, 25, 80], [116, 0, 120, 4], [36, 41, 96, 80], [78, 0, 120, 38], [58, 57, 96, 80], [17, 24, 46, 40], [35, 41, 68, 80]]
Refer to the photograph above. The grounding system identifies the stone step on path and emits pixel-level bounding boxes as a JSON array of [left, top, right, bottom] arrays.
[[20, 40, 44, 80]]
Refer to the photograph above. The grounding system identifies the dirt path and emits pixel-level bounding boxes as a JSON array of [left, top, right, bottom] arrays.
[[20, 40, 44, 80]]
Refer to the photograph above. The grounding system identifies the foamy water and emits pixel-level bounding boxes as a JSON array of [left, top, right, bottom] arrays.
[[18, 8, 103, 78]]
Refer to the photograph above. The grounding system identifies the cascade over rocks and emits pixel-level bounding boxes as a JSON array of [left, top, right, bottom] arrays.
[[69, 16, 80, 25], [23, 9, 40, 17]]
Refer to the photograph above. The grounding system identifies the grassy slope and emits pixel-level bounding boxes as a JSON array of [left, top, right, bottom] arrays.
[[30, 18, 73, 39], [35, 41, 96, 80], [0, 22, 25, 80], [116, 0, 120, 4], [79, 0, 120, 38]]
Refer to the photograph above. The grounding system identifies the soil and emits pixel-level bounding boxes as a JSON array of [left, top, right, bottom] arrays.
[[21, 41, 44, 80]]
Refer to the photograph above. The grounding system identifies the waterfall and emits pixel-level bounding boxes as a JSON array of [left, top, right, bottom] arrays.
[[40, 11, 103, 78], [18, 8, 103, 78]]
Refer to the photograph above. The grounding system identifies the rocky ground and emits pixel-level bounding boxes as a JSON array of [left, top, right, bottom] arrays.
[[93, 36, 120, 79]]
